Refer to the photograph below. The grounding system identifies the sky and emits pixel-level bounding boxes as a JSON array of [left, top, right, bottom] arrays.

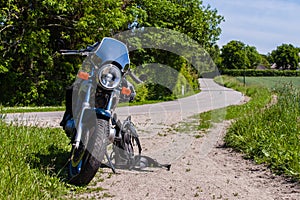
[[201, 0, 300, 54]]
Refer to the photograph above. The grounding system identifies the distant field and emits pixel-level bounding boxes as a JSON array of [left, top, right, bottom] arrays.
[[236, 76, 300, 89]]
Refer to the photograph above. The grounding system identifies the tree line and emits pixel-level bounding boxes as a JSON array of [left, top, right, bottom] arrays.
[[0, 0, 223, 106], [217, 40, 300, 71]]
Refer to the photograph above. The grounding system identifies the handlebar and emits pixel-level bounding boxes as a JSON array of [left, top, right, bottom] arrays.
[[60, 42, 145, 84], [60, 42, 100, 56], [127, 69, 144, 84], [60, 50, 82, 55], [60, 49, 91, 56]]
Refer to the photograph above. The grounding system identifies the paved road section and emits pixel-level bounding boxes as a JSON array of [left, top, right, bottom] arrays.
[[4, 78, 244, 127]]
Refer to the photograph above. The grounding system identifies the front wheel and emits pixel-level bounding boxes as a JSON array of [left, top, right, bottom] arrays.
[[68, 119, 109, 186]]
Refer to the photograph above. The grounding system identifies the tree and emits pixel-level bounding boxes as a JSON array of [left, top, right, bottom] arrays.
[[260, 54, 270, 68], [123, 0, 224, 95], [0, 0, 224, 106], [208, 44, 222, 67], [270, 44, 299, 70], [220, 41, 248, 69], [220, 40, 261, 69], [0, 0, 130, 105], [245, 45, 262, 68], [124, 0, 224, 48]]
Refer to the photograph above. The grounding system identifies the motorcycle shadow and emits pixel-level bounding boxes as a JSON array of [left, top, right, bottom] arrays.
[[27, 144, 70, 181]]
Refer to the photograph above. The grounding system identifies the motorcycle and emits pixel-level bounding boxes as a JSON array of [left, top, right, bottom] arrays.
[[60, 37, 141, 186], [60, 37, 171, 186]]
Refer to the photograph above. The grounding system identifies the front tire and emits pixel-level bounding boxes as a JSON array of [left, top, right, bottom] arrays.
[[68, 119, 109, 186]]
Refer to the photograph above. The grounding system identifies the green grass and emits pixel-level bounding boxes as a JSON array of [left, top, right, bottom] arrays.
[[225, 83, 300, 179], [0, 106, 65, 114], [0, 120, 110, 199], [200, 75, 300, 180], [0, 121, 72, 199], [196, 75, 272, 130], [236, 76, 300, 90]]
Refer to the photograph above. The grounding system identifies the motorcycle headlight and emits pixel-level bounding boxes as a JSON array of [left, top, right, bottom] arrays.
[[98, 64, 121, 89]]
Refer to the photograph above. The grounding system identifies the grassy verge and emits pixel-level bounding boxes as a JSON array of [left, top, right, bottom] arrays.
[[0, 121, 72, 199], [196, 75, 271, 130], [0, 117, 117, 199], [197, 75, 299, 180], [1, 106, 65, 114], [225, 82, 300, 180]]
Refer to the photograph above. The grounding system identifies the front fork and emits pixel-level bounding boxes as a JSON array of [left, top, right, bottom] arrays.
[[74, 83, 117, 149], [74, 79, 93, 148]]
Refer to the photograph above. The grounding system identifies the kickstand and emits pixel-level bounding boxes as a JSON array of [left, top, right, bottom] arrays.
[[104, 152, 116, 174]]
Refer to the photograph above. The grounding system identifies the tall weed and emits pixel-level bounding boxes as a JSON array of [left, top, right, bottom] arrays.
[[225, 83, 300, 179]]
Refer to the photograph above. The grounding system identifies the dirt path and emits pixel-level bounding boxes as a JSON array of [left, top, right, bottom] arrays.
[[72, 117, 299, 200], [67, 79, 299, 199]]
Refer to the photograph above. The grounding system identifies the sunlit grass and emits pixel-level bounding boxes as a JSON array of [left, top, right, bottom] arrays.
[[0, 121, 71, 199], [236, 76, 300, 90], [199, 75, 300, 180], [0, 106, 65, 114], [225, 83, 300, 179], [197, 75, 271, 130]]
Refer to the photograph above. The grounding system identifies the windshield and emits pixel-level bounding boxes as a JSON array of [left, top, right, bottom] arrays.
[[72, 37, 129, 121], [93, 37, 130, 70]]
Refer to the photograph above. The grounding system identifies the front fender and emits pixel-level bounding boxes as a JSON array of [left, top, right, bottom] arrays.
[[94, 108, 111, 119]]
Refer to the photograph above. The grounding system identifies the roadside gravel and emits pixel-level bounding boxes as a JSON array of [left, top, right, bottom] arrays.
[[73, 118, 299, 200]]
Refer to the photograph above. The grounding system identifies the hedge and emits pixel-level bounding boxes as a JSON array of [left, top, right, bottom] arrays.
[[221, 69, 300, 77]]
